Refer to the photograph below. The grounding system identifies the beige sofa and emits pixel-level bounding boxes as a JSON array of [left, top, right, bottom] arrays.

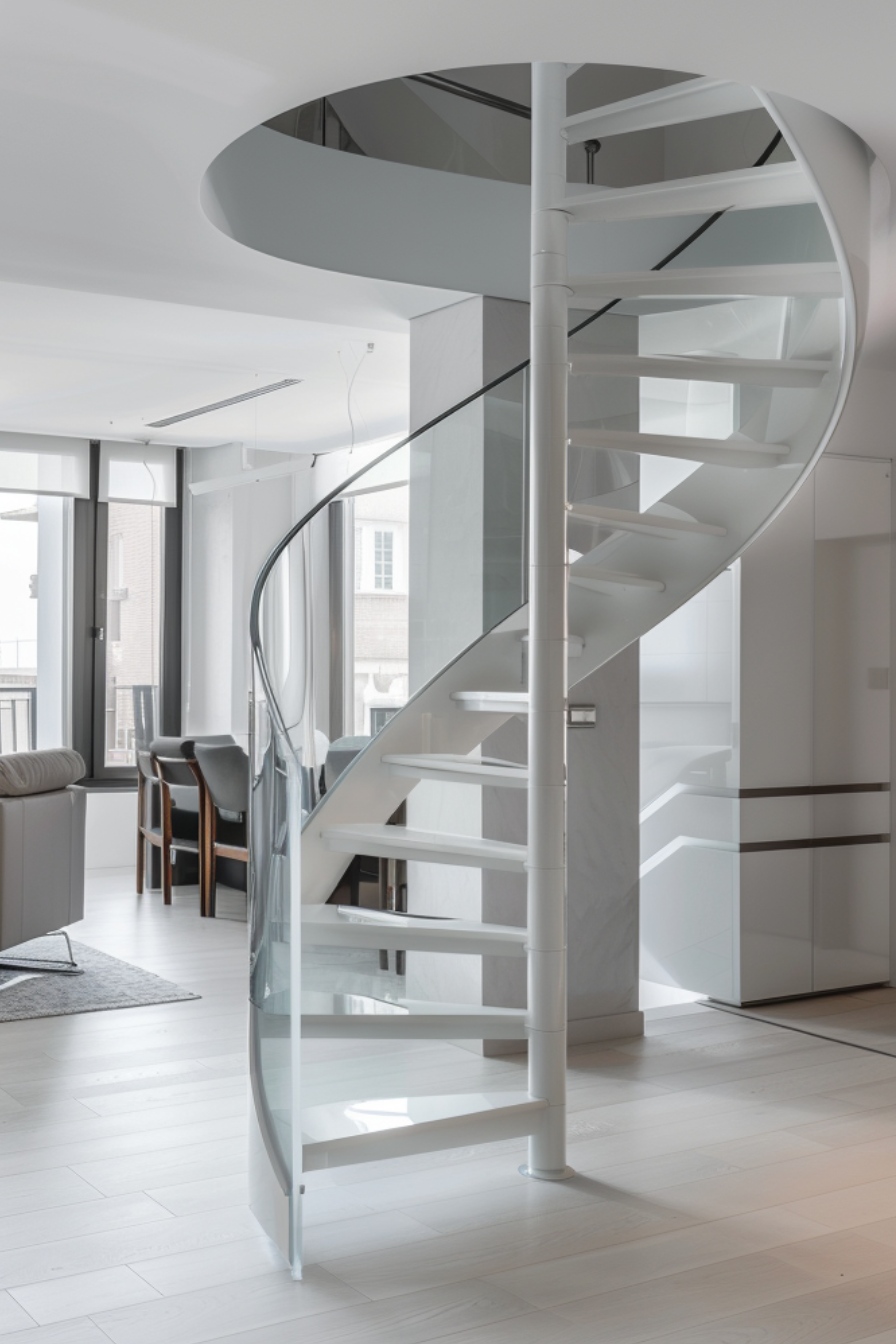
[[0, 750, 86, 965]]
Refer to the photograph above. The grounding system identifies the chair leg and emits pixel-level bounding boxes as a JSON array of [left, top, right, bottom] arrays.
[[204, 797, 217, 919], [199, 775, 216, 918], [206, 843, 217, 919], [136, 774, 145, 895], [159, 779, 174, 905], [188, 762, 215, 919]]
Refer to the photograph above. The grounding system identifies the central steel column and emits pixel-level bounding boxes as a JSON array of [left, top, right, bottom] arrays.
[[526, 61, 571, 1180]]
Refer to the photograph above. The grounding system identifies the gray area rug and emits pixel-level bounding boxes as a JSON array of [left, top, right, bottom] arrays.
[[0, 940, 200, 1021]]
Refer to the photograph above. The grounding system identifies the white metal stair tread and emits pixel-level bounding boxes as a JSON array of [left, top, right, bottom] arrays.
[[640, 834, 740, 878], [555, 162, 813, 222], [301, 1092, 548, 1171], [569, 563, 665, 594], [567, 502, 726, 539], [321, 821, 528, 871], [566, 263, 841, 302], [301, 990, 529, 1039], [569, 426, 790, 468], [569, 352, 831, 388], [562, 77, 760, 142], [452, 690, 531, 714], [302, 905, 528, 957], [383, 752, 529, 788]]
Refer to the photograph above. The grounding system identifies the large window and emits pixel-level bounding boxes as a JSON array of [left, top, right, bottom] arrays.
[[0, 436, 181, 777], [102, 502, 163, 767], [354, 519, 406, 594], [374, 529, 394, 591], [83, 442, 181, 779], [0, 492, 71, 753], [348, 493, 409, 736]]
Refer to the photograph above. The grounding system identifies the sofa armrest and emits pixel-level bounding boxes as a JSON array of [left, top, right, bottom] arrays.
[[0, 787, 86, 951]]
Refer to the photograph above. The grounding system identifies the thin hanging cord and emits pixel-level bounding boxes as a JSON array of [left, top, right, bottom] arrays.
[[340, 345, 372, 454]]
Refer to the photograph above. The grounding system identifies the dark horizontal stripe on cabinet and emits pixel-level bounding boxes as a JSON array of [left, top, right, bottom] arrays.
[[740, 833, 890, 853], [738, 783, 890, 799]]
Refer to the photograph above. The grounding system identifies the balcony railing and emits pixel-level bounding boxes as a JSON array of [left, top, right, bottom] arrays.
[[0, 686, 36, 754]]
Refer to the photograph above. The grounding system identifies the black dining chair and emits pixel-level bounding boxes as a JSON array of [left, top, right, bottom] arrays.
[[193, 741, 249, 918], [145, 735, 235, 910]]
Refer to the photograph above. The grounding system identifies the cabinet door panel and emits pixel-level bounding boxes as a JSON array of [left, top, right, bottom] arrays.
[[813, 842, 890, 992], [740, 850, 813, 1004]]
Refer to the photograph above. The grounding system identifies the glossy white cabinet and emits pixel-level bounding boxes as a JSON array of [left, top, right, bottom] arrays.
[[641, 455, 892, 1005]]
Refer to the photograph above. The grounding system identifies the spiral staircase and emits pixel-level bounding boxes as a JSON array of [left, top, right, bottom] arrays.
[[248, 65, 870, 1274]]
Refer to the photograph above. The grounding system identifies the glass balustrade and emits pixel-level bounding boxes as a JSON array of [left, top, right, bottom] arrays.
[[248, 162, 847, 1272]]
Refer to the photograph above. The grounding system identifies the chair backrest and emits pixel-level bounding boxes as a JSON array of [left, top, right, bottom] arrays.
[[131, 685, 156, 754], [150, 735, 235, 789], [194, 742, 249, 816]]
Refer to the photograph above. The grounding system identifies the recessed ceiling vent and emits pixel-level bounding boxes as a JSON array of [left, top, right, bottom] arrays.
[[146, 378, 302, 428]]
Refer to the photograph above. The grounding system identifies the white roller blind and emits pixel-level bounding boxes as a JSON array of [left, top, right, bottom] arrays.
[[99, 441, 177, 507], [0, 432, 90, 497]]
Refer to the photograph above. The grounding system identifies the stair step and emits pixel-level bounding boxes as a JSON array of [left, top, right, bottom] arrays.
[[322, 822, 528, 872], [451, 690, 530, 714], [383, 752, 529, 788], [563, 77, 760, 142], [569, 352, 830, 389], [303, 905, 528, 957], [570, 427, 789, 468], [302, 1092, 547, 1171], [567, 263, 841, 302], [556, 161, 813, 223], [640, 834, 740, 879], [301, 991, 529, 1039], [569, 563, 666, 594], [567, 502, 726, 540]]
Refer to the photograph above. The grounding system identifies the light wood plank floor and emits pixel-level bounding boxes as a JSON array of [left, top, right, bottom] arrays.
[[3, 870, 896, 1342]]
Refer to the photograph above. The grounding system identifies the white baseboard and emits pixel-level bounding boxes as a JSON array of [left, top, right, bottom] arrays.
[[568, 1009, 644, 1045], [481, 1008, 645, 1056]]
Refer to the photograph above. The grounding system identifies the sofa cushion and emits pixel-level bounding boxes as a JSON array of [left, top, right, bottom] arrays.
[[0, 749, 86, 798]]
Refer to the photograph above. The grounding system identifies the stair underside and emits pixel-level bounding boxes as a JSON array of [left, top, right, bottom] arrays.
[[570, 427, 790, 468], [302, 905, 528, 957], [321, 822, 528, 872], [640, 834, 740, 878], [566, 263, 841, 302], [563, 77, 760, 142], [302, 1092, 547, 1171], [382, 752, 529, 788], [302, 992, 529, 1039], [557, 162, 813, 222], [569, 351, 830, 388], [569, 563, 665, 594], [567, 502, 726, 539]]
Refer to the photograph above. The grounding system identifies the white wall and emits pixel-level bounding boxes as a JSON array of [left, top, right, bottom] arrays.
[[184, 444, 298, 743], [85, 791, 137, 869]]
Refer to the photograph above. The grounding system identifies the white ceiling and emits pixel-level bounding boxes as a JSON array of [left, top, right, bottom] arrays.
[[0, 0, 895, 450], [0, 280, 410, 452]]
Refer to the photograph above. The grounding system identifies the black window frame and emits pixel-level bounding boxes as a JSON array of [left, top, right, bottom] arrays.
[[72, 441, 183, 783]]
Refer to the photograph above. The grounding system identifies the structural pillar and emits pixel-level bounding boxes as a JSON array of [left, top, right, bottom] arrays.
[[526, 60, 570, 1180]]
